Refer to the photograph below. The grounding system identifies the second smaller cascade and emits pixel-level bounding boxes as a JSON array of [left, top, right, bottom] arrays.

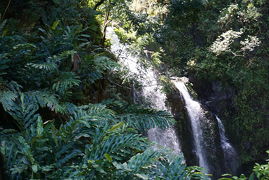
[[216, 116, 239, 175]]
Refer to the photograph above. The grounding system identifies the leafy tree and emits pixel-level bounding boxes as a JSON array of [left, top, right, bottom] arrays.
[[0, 0, 209, 179]]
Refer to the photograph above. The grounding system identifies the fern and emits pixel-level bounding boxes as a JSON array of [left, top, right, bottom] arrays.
[[94, 56, 120, 72], [0, 91, 17, 111], [154, 152, 189, 180], [112, 148, 160, 179], [119, 110, 174, 133], [0, 53, 10, 74], [0, 1, 210, 179], [0, 91, 207, 179], [88, 132, 147, 160], [1, 93, 39, 130], [30, 90, 64, 113], [103, 100, 175, 132], [27, 62, 58, 71], [52, 72, 81, 94], [79, 103, 115, 123]]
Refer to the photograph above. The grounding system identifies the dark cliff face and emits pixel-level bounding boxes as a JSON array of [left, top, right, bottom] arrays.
[[167, 86, 224, 177], [188, 77, 235, 115], [166, 91, 197, 165], [187, 77, 242, 174], [201, 108, 224, 178], [188, 76, 236, 139], [166, 86, 225, 179]]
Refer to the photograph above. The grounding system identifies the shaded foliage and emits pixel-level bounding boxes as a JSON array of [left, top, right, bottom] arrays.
[[0, 0, 209, 179]]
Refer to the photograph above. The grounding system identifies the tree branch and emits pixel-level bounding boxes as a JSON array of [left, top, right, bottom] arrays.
[[94, 0, 107, 10], [2, 0, 12, 20]]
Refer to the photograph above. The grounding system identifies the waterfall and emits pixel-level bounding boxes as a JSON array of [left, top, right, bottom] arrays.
[[106, 27, 181, 153], [172, 79, 209, 172], [172, 78, 239, 176], [216, 116, 239, 174], [107, 27, 239, 176]]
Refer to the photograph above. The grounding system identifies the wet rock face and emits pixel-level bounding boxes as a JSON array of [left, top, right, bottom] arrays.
[[205, 81, 235, 114], [188, 77, 240, 176], [166, 90, 198, 166], [201, 108, 224, 178], [189, 77, 235, 115], [167, 81, 232, 178]]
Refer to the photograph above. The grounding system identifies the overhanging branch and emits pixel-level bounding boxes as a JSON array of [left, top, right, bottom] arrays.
[[94, 0, 107, 10]]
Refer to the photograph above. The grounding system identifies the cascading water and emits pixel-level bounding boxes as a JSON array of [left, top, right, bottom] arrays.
[[172, 78, 239, 176], [172, 79, 209, 172], [216, 116, 239, 174], [107, 27, 238, 177], [106, 27, 181, 153]]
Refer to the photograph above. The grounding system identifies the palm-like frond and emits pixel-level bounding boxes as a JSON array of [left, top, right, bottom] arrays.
[[89, 132, 147, 160], [94, 56, 120, 72], [103, 100, 175, 132], [0, 91, 17, 111], [0, 89, 207, 180], [2, 93, 39, 130], [30, 91, 64, 113], [52, 72, 81, 94], [119, 110, 174, 133], [27, 62, 58, 71]]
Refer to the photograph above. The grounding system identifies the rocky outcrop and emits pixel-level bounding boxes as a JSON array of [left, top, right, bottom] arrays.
[[167, 79, 231, 178], [166, 91, 197, 165]]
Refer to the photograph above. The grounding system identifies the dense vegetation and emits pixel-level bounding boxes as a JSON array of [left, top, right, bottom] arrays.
[[109, 0, 269, 176], [0, 0, 268, 179], [0, 0, 208, 179]]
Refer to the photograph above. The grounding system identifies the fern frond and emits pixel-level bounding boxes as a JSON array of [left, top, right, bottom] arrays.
[[89, 132, 147, 160], [7, 81, 22, 92], [155, 153, 188, 180], [0, 91, 17, 111], [119, 111, 174, 132], [120, 104, 174, 132], [112, 148, 161, 179], [0, 134, 37, 178], [2, 92, 39, 130], [79, 104, 115, 123], [27, 62, 57, 71], [101, 100, 175, 132], [52, 72, 80, 94], [85, 71, 103, 84], [30, 91, 63, 112], [126, 148, 160, 172], [0, 53, 10, 74], [94, 56, 120, 71], [61, 102, 78, 115]]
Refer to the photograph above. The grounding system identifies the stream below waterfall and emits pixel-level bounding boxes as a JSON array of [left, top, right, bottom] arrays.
[[107, 27, 239, 178]]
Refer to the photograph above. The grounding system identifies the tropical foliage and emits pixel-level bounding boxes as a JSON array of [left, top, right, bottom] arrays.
[[0, 0, 209, 179], [109, 0, 269, 175], [1, 0, 268, 179]]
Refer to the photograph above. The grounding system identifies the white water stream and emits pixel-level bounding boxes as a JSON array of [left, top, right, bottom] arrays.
[[107, 27, 238, 176], [216, 116, 239, 174], [106, 27, 181, 153], [172, 79, 238, 174], [172, 79, 209, 172]]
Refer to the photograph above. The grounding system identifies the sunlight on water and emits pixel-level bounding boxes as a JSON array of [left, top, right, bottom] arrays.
[[172, 79, 209, 172], [107, 27, 181, 153]]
